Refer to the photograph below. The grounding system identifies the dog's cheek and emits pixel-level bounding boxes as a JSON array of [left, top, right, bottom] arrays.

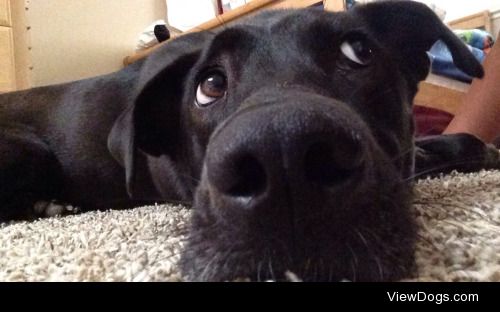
[[345, 150, 416, 280], [179, 184, 255, 281], [179, 186, 219, 281], [375, 169, 417, 278], [191, 179, 219, 224]]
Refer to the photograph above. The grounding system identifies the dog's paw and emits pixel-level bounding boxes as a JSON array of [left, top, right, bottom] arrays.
[[33, 200, 81, 218]]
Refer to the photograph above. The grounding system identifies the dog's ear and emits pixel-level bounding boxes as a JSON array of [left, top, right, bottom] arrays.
[[108, 32, 212, 197], [352, 0, 484, 83]]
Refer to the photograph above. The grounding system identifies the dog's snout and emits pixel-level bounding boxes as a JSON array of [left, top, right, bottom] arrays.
[[212, 153, 267, 198], [209, 134, 363, 201], [304, 138, 363, 188], [186, 92, 416, 282], [206, 96, 368, 220]]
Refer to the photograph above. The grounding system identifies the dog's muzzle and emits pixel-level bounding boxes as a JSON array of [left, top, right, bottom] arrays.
[[182, 89, 416, 282], [206, 92, 369, 228]]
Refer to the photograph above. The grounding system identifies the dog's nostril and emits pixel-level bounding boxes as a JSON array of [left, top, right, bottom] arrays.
[[226, 155, 267, 198], [304, 140, 363, 187]]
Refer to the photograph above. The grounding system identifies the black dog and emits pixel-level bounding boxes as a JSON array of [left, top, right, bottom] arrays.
[[0, 1, 498, 281]]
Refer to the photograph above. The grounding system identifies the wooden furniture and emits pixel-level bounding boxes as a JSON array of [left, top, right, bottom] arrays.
[[123, 0, 345, 66], [0, 0, 16, 92], [448, 10, 492, 33], [414, 74, 469, 115]]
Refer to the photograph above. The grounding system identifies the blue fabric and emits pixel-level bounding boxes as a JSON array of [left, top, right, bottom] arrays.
[[346, 0, 356, 10], [454, 29, 494, 51], [428, 40, 486, 83]]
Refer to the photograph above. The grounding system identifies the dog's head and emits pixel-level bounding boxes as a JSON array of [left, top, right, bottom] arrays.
[[109, 1, 483, 281]]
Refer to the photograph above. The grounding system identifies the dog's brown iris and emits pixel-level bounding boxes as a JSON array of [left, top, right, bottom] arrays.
[[196, 71, 228, 107], [200, 73, 227, 98]]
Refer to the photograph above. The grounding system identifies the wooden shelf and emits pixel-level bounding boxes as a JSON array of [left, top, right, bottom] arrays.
[[123, 0, 345, 66], [415, 74, 469, 115], [447, 10, 492, 33]]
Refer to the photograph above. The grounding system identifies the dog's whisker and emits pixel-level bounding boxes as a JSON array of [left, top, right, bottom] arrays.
[[354, 228, 369, 250], [355, 226, 388, 281], [375, 256, 385, 281], [313, 259, 319, 282], [328, 264, 334, 282], [221, 244, 239, 274], [346, 243, 359, 270], [404, 155, 490, 182], [304, 258, 312, 278], [391, 146, 415, 162], [199, 251, 221, 282], [179, 173, 202, 185], [268, 259, 276, 281], [349, 258, 357, 282], [256, 261, 263, 282], [318, 258, 325, 282], [414, 126, 446, 137]]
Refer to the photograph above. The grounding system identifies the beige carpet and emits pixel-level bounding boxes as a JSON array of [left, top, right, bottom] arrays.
[[1, 170, 499, 282]]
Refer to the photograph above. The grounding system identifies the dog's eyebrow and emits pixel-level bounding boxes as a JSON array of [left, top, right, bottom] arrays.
[[203, 27, 258, 60], [303, 14, 365, 41]]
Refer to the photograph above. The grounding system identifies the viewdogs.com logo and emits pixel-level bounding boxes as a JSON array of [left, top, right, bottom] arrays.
[[387, 292, 479, 304]]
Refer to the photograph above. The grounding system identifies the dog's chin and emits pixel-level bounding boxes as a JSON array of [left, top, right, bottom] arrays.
[[179, 167, 417, 282]]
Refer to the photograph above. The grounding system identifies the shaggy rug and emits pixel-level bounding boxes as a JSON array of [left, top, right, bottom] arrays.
[[1, 170, 499, 282]]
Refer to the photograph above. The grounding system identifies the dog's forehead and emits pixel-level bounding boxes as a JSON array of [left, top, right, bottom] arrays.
[[204, 9, 366, 57], [240, 8, 357, 34]]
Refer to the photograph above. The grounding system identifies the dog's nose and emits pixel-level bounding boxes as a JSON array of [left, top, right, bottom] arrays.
[[205, 99, 367, 217], [303, 139, 363, 188], [208, 139, 363, 199]]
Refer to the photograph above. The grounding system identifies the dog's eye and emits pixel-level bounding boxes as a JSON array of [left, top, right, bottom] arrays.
[[195, 72, 227, 107], [340, 40, 373, 66]]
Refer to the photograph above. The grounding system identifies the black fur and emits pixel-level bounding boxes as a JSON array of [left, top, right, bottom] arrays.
[[0, 1, 497, 281]]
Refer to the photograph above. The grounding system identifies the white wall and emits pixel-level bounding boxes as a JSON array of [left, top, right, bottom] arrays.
[[428, 0, 500, 22], [25, 0, 166, 87]]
